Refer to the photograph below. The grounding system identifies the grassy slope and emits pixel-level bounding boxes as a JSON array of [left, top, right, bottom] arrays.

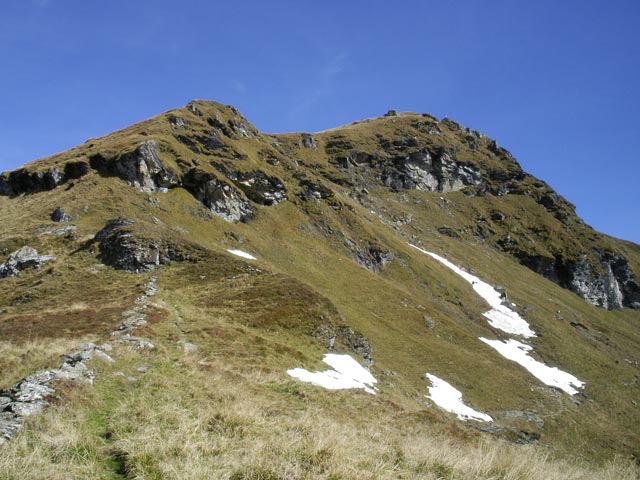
[[0, 100, 639, 478]]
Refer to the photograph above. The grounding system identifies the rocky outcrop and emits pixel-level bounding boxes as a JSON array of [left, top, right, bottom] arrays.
[[95, 218, 200, 272], [299, 179, 334, 201], [0, 342, 102, 444], [343, 237, 393, 273], [0, 247, 54, 278], [330, 145, 482, 193], [315, 325, 373, 365], [518, 251, 640, 310], [182, 170, 255, 223], [300, 133, 317, 150], [219, 169, 287, 206], [0, 161, 90, 196], [89, 140, 180, 192], [566, 252, 640, 310]]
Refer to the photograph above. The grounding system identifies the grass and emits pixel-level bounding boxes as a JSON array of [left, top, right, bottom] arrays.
[[1, 312, 638, 479]]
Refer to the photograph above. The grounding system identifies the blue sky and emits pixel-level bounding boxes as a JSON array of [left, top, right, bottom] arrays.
[[1, 0, 639, 242]]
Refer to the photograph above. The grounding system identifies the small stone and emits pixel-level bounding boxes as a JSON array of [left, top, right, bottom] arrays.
[[93, 350, 115, 364], [12, 401, 46, 417], [423, 314, 435, 329]]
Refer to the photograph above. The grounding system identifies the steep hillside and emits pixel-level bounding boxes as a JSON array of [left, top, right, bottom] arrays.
[[0, 100, 639, 479]]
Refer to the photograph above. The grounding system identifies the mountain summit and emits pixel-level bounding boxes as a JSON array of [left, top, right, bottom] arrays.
[[0, 100, 639, 478]]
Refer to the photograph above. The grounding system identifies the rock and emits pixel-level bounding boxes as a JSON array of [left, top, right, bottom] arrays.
[[93, 349, 115, 364], [0, 167, 61, 196], [565, 252, 639, 310], [502, 410, 544, 429], [228, 170, 287, 206], [299, 179, 334, 201], [0, 413, 21, 443], [89, 140, 180, 193], [113, 334, 155, 350], [51, 206, 72, 222], [437, 225, 461, 238], [168, 115, 185, 128], [378, 147, 482, 193], [177, 340, 198, 354], [384, 109, 398, 117], [182, 170, 255, 223], [336, 326, 373, 365], [187, 102, 202, 116], [423, 314, 435, 329], [300, 133, 317, 150], [38, 225, 77, 237], [345, 237, 393, 273], [95, 218, 199, 272], [0, 246, 55, 278]]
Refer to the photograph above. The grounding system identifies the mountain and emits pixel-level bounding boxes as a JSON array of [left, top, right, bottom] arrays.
[[0, 100, 638, 479]]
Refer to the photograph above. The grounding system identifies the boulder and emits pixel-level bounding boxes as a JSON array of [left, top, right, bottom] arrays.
[[51, 206, 72, 222], [0, 246, 55, 278], [95, 218, 203, 272], [300, 133, 317, 150]]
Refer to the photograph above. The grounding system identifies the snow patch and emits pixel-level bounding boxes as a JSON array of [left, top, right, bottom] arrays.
[[287, 353, 377, 394], [479, 338, 585, 395], [425, 374, 493, 422], [409, 244, 584, 396], [227, 249, 256, 260], [409, 244, 535, 337]]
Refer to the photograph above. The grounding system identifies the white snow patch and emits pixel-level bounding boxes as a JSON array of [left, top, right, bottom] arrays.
[[227, 249, 257, 260], [425, 374, 493, 422], [409, 244, 535, 338], [480, 338, 584, 395], [287, 353, 377, 394]]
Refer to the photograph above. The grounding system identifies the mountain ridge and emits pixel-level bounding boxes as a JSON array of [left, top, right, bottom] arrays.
[[1, 99, 639, 477], [2, 99, 638, 310]]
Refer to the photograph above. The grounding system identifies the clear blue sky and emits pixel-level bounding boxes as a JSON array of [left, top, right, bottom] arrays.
[[1, 1, 639, 242]]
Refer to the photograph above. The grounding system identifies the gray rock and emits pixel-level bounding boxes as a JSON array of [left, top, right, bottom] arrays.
[[377, 147, 482, 193], [566, 252, 639, 310], [502, 410, 544, 429], [182, 170, 255, 223], [51, 206, 71, 222], [0, 413, 22, 442], [38, 225, 77, 237], [299, 179, 334, 201], [300, 133, 317, 150], [95, 218, 199, 272], [113, 334, 155, 350], [0, 397, 12, 410], [346, 238, 393, 273], [228, 170, 287, 206], [336, 327, 373, 365], [168, 115, 185, 128], [89, 140, 180, 193], [177, 340, 198, 354], [0, 246, 55, 278], [187, 103, 202, 116], [423, 314, 435, 329]]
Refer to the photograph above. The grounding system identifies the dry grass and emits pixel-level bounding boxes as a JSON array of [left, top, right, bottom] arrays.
[[0, 336, 98, 386], [1, 345, 638, 480]]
